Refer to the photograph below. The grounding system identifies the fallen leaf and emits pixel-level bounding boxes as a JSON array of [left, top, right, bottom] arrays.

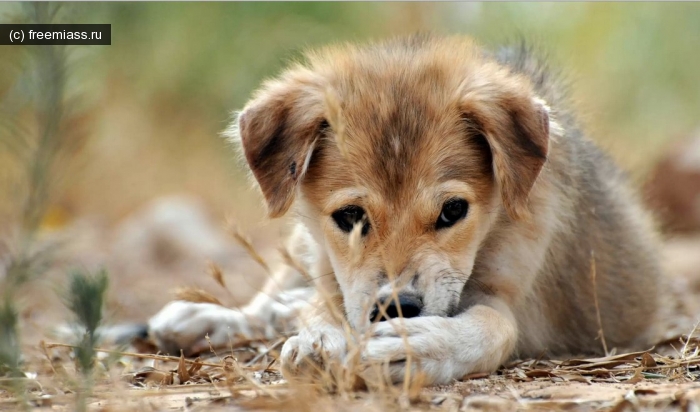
[[188, 357, 204, 376], [609, 399, 636, 412], [177, 350, 191, 383], [641, 371, 667, 379], [125, 366, 174, 385], [461, 372, 491, 380], [633, 388, 658, 396], [558, 373, 592, 384], [525, 369, 556, 378], [641, 352, 657, 368], [560, 349, 651, 367], [624, 367, 644, 384]]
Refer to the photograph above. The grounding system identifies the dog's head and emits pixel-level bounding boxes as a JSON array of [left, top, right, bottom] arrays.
[[231, 36, 550, 330]]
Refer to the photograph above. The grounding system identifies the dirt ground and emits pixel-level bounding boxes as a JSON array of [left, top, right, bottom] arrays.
[[2, 4, 700, 408], [1, 192, 700, 411]]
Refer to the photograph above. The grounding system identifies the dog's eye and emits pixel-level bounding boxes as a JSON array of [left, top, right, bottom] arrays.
[[332, 206, 370, 235], [436, 198, 469, 230]]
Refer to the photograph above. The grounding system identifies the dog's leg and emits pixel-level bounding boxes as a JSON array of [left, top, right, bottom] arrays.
[[148, 282, 313, 356], [360, 295, 518, 385], [279, 295, 518, 386], [148, 224, 316, 355], [279, 310, 349, 380]]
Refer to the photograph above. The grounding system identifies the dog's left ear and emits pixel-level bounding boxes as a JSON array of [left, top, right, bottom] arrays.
[[461, 84, 550, 220], [233, 77, 324, 218]]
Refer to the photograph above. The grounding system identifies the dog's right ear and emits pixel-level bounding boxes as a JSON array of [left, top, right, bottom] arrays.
[[232, 76, 325, 218]]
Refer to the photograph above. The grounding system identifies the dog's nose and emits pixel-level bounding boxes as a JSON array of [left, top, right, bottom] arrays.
[[370, 294, 423, 322]]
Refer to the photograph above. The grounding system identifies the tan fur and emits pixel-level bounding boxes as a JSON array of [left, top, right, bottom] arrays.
[[149, 34, 666, 386]]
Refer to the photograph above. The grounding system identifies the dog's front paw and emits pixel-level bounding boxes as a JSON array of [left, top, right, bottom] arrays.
[[280, 323, 348, 380], [361, 316, 511, 385], [148, 301, 262, 356]]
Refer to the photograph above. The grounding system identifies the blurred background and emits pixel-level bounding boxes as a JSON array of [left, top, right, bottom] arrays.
[[1, 2, 700, 346]]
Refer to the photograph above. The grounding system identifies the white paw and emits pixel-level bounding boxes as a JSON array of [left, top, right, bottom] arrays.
[[361, 316, 506, 385], [148, 301, 260, 356], [280, 323, 348, 378]]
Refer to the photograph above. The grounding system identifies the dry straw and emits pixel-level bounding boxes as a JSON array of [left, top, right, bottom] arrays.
[[28, 225, 700, 411]]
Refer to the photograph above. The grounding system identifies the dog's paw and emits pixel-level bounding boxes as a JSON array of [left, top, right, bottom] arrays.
[[360, 316, 505, 385], [148, 301, 262, 356], [280, 323, 348, 379]]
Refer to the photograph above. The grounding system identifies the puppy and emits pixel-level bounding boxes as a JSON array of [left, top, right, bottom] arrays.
[[148, 35, 666, 385]]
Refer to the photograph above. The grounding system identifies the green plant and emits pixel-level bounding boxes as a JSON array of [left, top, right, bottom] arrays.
[[0, 300, 21, 377], [65, 268, 109, 411]]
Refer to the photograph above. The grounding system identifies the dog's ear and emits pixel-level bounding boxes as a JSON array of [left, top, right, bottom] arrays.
[[461, 84, 550, 220], [234, 77, 324, 218]]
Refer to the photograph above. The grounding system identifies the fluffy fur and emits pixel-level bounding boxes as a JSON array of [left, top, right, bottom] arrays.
[[148, 35, 666, 386]]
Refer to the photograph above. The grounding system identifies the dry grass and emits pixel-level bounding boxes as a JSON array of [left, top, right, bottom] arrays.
[[2, 225, 700, 411], [2, 326, 699, 411], [1, 4, 699, 410], [590, 251, 610, 356]]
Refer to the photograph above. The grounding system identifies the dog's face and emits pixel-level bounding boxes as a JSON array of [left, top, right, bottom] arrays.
[[233, 36, 550, 330]]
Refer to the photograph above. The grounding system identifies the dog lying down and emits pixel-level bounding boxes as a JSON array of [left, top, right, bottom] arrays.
[[148, 35, 667, 385]]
